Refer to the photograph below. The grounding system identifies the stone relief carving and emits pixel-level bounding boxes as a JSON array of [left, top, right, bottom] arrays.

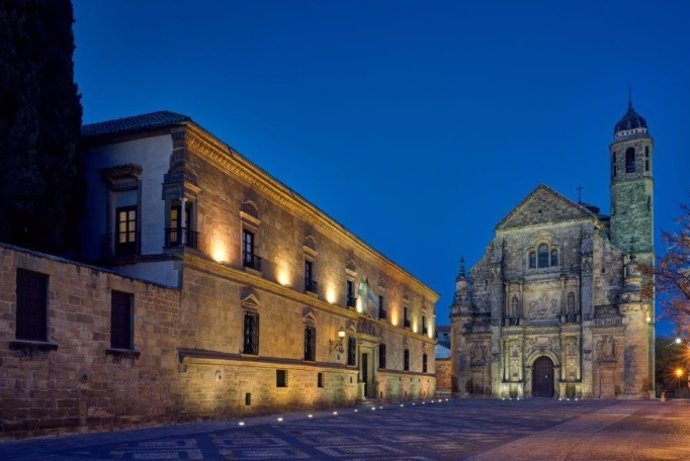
[[509, 343, 521, 379], [356, 319, 380, 337], [596, 336, 617, 363], [565, 337, 578, 357], [527, 292, 559, 320], [525, 335, 560, 356], [470, 342, 488, 366]]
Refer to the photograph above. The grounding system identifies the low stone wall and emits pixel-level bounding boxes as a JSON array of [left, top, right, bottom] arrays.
[[0, 245, 182, 438]]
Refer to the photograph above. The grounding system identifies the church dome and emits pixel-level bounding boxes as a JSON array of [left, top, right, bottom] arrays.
[[614, 102, 647, 135]]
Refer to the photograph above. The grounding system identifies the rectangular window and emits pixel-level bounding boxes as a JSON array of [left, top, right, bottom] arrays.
[[169, 205, 180, 245], [422, 353, 428, 373], [379, 344, 386, 369], [16, 269, 48, 341], [347, 336, 356, 366], [116, 205, 137, 256], [404, 307, 410, 328], [404, 349, 410, 371], [304, 325, 316, 361], [242, 229, 255, 266], [243, 310, 259, 355], [111, 290, 133, 349], [422, 315, 428, 335], [346, 280, 355, 307], [304, 260, 316, 292], [276, 369, 287, 387], [317, 372, 324, 388], [167, 201, 194, 247]]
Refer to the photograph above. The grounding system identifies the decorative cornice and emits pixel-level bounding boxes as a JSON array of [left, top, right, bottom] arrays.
[[182, 123, 439, 303], [183, 253, 436, 346]]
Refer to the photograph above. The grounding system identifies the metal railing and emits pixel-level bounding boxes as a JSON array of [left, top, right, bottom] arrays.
[[165, 227, 198, 249], [346, 296, 356, 308]]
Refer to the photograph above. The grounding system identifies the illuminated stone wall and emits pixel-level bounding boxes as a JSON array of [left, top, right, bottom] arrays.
[[170, 123, 438, 415], [0, 245, 181, 438], [451, 185, 653, 400]]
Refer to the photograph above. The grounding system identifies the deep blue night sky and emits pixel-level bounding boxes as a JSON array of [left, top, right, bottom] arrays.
[[72, 1, 689, 334]]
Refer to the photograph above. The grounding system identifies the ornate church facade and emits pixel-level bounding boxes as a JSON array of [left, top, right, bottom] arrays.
[[450, 100, 655, 399]]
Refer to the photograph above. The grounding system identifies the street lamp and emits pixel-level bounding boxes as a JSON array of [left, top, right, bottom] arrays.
[[675, 367, 685, 397], [330, 327, 346, 353]]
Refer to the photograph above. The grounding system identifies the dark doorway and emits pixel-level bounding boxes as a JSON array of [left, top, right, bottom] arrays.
[[532, 356, 554, 398], [361, 353, 369, 396]]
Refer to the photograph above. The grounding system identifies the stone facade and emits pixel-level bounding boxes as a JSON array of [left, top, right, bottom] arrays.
[[0, 112, 438, 438], [0, 245, 181, 437], [450, 102, 654, 400]]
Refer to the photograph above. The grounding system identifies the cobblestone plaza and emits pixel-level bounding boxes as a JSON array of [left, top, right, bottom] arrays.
[[1, 399, 688, 460]]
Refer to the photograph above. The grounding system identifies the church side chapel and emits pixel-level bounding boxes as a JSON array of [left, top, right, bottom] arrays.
[[450, 99, 655, 399]]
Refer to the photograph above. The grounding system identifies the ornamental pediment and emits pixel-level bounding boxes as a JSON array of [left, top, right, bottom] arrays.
[[496, 185, 595, 230]]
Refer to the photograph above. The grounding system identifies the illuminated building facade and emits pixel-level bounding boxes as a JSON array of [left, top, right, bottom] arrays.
[[0, 111, 437, 436], [450, 101, 655, 399]]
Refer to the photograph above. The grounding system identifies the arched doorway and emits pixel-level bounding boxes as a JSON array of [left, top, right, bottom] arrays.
[[532, 356, 554, 398]]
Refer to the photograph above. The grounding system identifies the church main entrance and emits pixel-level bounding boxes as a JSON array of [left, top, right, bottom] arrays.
[[532, 356, 554, 398]]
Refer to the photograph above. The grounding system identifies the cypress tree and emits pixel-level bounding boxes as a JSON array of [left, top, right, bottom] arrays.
[[0, 0, 83, 254]]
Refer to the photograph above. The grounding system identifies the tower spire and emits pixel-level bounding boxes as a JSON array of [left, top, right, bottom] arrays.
[[456, 257, 466, 281], [628, 86, 633, 109]]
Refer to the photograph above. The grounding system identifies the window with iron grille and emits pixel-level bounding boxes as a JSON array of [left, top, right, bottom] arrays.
[[404, 348, 410, 371], [243, 310, 259, 355], [379, 344, 386, 369], [304, 325, 316, 361], [276, 369, 287, 387], [116, 206, 137, 256], [347, 336, 356, 366], [422, 353, 428, 373], [111, 290, 133, 349], [15, 269, 48, 341]]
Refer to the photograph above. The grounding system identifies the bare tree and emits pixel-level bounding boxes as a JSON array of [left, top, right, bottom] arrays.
[[641, 203, 690, 326]]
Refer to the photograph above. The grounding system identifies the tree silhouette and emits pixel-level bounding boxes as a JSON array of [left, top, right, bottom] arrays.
[[0, 0, 83, 254], [640, 203, 690, 327]]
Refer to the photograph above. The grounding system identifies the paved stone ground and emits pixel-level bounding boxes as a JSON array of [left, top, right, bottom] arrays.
[[1, 398, 689, 460]]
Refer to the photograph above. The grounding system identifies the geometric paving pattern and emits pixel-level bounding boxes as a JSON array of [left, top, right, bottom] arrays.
[[2, 399, 690, 460]]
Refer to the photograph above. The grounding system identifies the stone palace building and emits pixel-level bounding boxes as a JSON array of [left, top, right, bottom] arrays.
[[0, 111, 437, 437], [450, 100, 655, 399]]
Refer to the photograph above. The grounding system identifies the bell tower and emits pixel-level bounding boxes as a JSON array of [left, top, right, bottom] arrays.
[[609, 94, 654, 261], [610, 93, 656, 397]]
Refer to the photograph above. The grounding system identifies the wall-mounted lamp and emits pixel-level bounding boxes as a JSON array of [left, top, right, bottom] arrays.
[[330, 327, 346, 353]]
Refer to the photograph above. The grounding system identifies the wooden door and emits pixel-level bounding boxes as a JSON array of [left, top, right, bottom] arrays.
[[532, 356, 554, 398]]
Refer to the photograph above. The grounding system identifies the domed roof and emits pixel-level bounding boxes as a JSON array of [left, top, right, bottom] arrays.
[[614, 100, 647, 135]]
